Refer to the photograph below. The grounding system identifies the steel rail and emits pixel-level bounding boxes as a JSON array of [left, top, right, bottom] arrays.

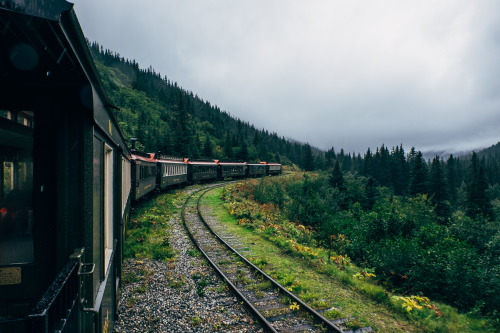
[[181, 184, 278, 333], [196, 185, 344, 333]]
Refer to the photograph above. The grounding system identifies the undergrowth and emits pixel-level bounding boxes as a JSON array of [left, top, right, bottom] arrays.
[[124, 190, 181, 261], [213, 179, 496, 332]]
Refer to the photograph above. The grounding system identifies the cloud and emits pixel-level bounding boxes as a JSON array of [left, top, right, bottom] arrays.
[[75, 0, 500, 153]]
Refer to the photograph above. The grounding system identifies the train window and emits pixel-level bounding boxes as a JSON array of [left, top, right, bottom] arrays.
[[122, 157, 131, 215], [104, 145, 113, 273], [0, 113, 34, 265], [0, 110, 11, 120]]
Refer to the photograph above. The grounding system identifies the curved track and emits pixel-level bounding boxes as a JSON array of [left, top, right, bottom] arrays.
[[182, 183, 358, 333]]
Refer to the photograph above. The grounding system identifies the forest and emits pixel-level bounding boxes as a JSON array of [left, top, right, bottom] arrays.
[[90, 42, 500, 325], [90, 42, 303, 165], [223, 146, 500, 324]]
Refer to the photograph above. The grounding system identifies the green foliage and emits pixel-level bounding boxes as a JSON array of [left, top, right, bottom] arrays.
[[226, 173, 500, 326], [124, 192, 177, 261], [89, 42, 308, 166]]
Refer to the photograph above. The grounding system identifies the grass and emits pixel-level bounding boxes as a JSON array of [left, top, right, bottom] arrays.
[[124, 190, 182, 260], [201, 185, 496, 333]]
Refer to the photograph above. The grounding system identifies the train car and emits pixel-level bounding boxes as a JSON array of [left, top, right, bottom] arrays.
[[130, 151, 157, 201], [156, 154, 188, 190], [263, 162, 283, 176], [218, 162, 247, 179], [188, 160, 218, 183], [0, 1, 131, 332], [247, 163, 267, 177]]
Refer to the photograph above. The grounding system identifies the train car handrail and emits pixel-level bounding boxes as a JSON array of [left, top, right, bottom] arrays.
[[26, 258, 80, 332]]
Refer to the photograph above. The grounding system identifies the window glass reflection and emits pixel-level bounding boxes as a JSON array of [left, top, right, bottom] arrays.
[[0, 111, 34, 265]]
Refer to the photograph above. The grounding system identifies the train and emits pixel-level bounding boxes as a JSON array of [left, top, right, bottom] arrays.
[[131, 145, 282, 201], [0, 1, 281, 332]]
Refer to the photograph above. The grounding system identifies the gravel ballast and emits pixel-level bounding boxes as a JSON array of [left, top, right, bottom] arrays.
[[113, 199, 263, 332]]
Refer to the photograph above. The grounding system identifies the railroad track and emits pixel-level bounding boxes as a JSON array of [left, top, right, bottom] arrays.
[[182, 183, 373, 333]]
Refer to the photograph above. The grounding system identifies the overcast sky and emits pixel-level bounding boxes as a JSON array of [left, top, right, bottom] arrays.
[[74, 0, 500, 155]]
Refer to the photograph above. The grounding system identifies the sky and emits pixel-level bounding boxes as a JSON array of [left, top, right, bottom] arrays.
[[74, 0, 500, 155]]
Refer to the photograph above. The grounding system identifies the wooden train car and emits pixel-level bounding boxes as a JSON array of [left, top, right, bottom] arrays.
[[218, 162, 247, 179], [0, 1, 131, 332], [155, 155, 188, 190], [263, 162, 283, 176], [130, 152, 157, 201], [188, 160, 218, 183], [247, 163, 267, 177]]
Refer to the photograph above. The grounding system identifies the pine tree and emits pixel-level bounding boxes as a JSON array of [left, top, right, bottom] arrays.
[[364, 176, 377, 210], [446, 154, 458, 204], [408, 150, 428, 196], [224, 132, 233, 159], [377, 145, 391, 187], [329, 161, 345, 191], [237, 141, 248, 161], [302, 144, 315, 171], [466, 152, 494, 219], [363, 148, 373, 178], [429, 156, 450, 218], [391, 145, 408, 196], [202, 136, 213, 158]]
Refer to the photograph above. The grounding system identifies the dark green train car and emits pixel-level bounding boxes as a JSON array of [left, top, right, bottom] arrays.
[[0, 1, 131, 332], [217, 162, 247, 180], [156, 156, 188, 191]]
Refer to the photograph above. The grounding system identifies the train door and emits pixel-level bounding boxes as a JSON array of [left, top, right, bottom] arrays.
[[92, 135, 117, 333]]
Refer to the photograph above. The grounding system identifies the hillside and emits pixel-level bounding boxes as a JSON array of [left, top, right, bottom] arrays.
[[88, 42, 315, 168], [91, 42, 500, 329]]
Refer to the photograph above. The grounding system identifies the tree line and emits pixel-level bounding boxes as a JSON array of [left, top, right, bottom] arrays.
[[89, 42, 315, 166], [324, 144, 500, 221]]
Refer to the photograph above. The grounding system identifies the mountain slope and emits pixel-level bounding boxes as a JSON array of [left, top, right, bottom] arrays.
[[90, 42, 310, 167]]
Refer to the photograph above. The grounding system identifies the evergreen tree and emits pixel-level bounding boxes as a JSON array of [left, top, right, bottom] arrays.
[[237, 141, 249, 161], [363, 148, 373, 178], [191, 133, 202, 158], [224, 132, 233, 159], [329, 161, 345, 191], [391, 145, 408, 196], [466, 152, 494, 219], [429, 156, 450, 219], [175, 92, 191, 156], [202, 136, 213, 158], [377, 145, 391, 187], [446, 154, 458, 204], [408, 151, 428, 196], [364, 176, 377, 210], [162, 127, 175, 155], [302, 144, 315, 171]]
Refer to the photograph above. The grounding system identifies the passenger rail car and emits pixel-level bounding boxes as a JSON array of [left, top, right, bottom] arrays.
[[155, 154, 188, 190], [188, 160, 219, 183], [247, 163, 267, 177], [0, 1, 131, 332], [264, 162, 283, 176], [218, 162, 247, 179], [128, 153, 283, 200], [130, 151, 157, 201]]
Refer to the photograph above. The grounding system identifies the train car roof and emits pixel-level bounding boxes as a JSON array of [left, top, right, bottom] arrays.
[[154, 154, 187, 163], [0, 0, 129, 156], [218, 161, 247, 165], [131, 153, 156, 163], [157, 158, 187, 164], [260, 162, 281, 165], [188, 160, 218, 165]]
